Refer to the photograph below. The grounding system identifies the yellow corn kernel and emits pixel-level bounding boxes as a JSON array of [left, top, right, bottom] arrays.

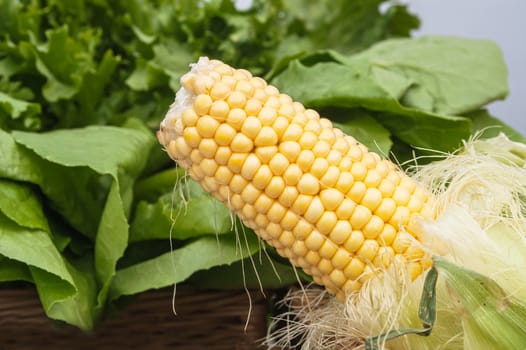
[[196, 115, 219, 138], [407, 195, 424, 213], [173, 138, 191, 158], [266, 222, 282, 239], [252, 88, 267, 101], [320, 166, 340, 188], [296, 150, 315, 172], [357, 239, 379, 262], [198, 139, 218, 158], [291, 194, 313, 216], [280, 210, 299, 231], [227, 153, 248, 173], [375, 198, 397, 222], [312, 140, 331, 158], [377, 224, 397, 246], [272, 116, 290, 139], [350, 205, 372, 229], [254, 126, 278, 147], [240, 153, 261, 180], [230, 133, 253, 153], [281, 123, 303, 141], [240, 184, 261, 205], [390, 206, 411, 227], [297, 173, 320, 195], [254, 145, 277, 163], [214, 146, 232, 165], [279, 231, 295, 248], [393, 186, 411, 206], [209, 100, 230, 121], [214, 166, 233, 185], [200, 159, 218, 177], [364, 169, 383, 188], [235, 80, 255, 96], [210, 82, 230, 100], [183, 127, 201, 148], [335, 172, 354, 193], [279, 141, 301, 162], [316, 211, 338, 235], [304, 197, 324, 223], [292, 220, 313, 240], [298, 130, 317, 149], [305, 230, 325, 251], [310, 158, 329, 179], [326, 150, 342, 165], [229, 174, 248, 194], [348, 181, 367, 203], [329, 221, 352, 244], [181, 108, 199, 127], [227, 91, 246, 108], [194, 94, 213, 115], [361, 188, 383, 212], [343, 258, 365, 280], [343, 230, 365, 253], [252, 164, 273, 190], [329, 269, 347, 288], [331, 249, 351, 269], [269, 153, 290, 175], [362, 214, 384, 239], [267, 202, 286, 223], [254, 194, 273, 214], [350, 162, 367, 181], [408, 262, 423, 281], [241, 116, 262, 139], [265, 176, 285, 198], [258, 106, 277, 125], [378, 178, 396, 197], [279, 186, 299, 207], [241, 204, 257, 220], [226, 108, 247, 130], [189, 149, 203, 167], [244, 98, 262, 115], [319, 188, 344, 211], [319, 240, 337, 259], [335, 198, 356, 220], [230, 194, 244, 210], [305, 251, 321, 266], [283, 164, 302, 186], [292, 240, 308, 257], [214, 123, 236, 146], [304, 119, 320, 134]]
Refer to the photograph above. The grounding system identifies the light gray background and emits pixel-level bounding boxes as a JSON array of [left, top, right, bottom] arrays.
[[409, 0, 526, 134]]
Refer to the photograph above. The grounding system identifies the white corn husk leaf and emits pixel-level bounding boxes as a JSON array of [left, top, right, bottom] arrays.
[[266, 133, 526, 350]]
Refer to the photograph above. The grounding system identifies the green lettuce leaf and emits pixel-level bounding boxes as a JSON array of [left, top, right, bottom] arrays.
[[272, 59, 470, 151], [348, 36, 509, 115], [0, 91, 41, 131], [130, 180, 232, 242], [109, 233, 261, 300], [11, 125, 155, 309]]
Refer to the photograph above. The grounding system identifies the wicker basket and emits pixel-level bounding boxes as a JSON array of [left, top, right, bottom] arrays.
[[0, 286, 269, 349]]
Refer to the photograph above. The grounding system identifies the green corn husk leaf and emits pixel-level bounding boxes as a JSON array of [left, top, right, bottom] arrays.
[[433, 257, 526, 349]]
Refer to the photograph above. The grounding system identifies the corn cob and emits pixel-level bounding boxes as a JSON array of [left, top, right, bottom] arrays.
[[158, 57, 435, 300]]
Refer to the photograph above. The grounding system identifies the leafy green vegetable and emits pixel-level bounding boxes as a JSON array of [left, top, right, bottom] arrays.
[[109, 233, 261, 300], [0, 0, 520, 333], [272, 36, 509, 152]]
